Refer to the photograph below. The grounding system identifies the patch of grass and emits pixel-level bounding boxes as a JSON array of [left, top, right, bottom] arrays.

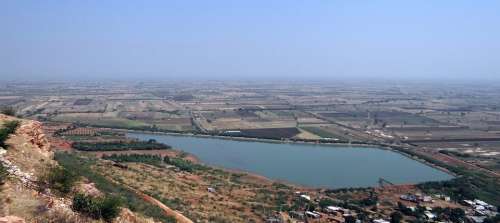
[[72, 193, 121, 222], [39, 165, 79, 195]]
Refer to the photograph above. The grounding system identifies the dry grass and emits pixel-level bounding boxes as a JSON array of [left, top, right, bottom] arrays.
[[93, 161, 294, 223]]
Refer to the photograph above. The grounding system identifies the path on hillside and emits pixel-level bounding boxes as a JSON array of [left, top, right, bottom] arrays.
[[138, 192, 194, 223], [105, 175, 194, 223]]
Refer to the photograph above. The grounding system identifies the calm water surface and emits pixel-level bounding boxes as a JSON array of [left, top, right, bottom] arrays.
[[129, 133, 452, 188]]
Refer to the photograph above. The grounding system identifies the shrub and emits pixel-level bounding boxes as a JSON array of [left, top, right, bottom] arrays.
[[390, 211, 403, 223], [72, 193, 122, 222], [318, 198, 337, 209], [72, 193, 100, 218], [345, 215, 357, 223], [0, 120, 20, 148], [41, 165, 79, 194], [397, 202, 414, 216], [0, 164, 9, 186], [99, 196, 122, 222]]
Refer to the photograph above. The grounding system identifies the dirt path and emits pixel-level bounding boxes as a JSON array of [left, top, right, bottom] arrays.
[[111, 178, 194, 223], [138, 193, 194, 223], [98, 167, 194, 223]]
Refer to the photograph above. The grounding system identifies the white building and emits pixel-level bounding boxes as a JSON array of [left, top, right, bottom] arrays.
[[424, 211, 436, 220], [305, 211, 320, 219], [300, 194, 311, 201], [325, 206, 342, 213]]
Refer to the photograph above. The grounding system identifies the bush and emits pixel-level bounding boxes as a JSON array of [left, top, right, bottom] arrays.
[[72, 193, 122, 222], [0, 164, 9, 186], [354, 196, 378, 207], [0, 120, 20, 148], [397, 202, 414, 216], [41, 165, 79, 194], [99, 196, 122, 222], [390, 211, 403, 223], [345, 215, 357, 223], [72, 193, 100, 218], [318, 198, 337, 209]]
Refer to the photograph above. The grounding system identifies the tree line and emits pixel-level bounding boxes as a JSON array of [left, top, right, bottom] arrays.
[[72, 139, 171, 151]]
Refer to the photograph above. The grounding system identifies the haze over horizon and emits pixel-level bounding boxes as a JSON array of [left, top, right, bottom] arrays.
[[2, 1, 499, 81]]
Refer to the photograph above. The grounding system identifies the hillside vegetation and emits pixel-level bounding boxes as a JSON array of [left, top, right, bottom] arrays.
[[0, 116, 155, 222]]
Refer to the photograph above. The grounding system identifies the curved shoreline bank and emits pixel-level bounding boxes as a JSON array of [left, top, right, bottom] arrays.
[[123, 129, 457, 180]]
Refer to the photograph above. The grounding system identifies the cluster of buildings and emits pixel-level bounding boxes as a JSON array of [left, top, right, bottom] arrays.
[[288, 205, 358, 223], [267, 191, 498, 223], [463, 199, 498, 223], [400, 193, 450, 204], [398, 193, 499, 223], [282, 192, 360, 223]]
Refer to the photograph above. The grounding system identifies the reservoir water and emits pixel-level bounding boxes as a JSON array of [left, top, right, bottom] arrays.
[[129, 133, 453, 188]]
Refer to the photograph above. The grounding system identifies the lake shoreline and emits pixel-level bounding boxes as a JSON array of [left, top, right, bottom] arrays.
[[123, 129, 457, 177], [126, 130, 455, 187]]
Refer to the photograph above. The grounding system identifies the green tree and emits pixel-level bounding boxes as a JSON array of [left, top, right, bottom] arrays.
[[390, 211, 403, 223], [307, 202, 317, 212], [345, 215, 357, 223]]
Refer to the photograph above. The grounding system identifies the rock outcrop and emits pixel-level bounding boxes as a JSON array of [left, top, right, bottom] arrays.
[[14, 119, 51, 157], [0, 116, 59, 220]]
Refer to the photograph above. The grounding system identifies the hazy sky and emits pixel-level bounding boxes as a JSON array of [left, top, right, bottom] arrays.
[[1, 1, 499, 81]]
